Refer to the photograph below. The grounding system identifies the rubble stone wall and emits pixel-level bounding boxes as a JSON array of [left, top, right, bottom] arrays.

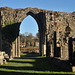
[[0, 7, 75, 61]]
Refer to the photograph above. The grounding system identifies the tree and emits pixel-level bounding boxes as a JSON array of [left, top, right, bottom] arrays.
[[20, 34, 26, 43], [24, 32, 29, 36], [36, 32, 39, 39], [20, 32, 39, 47]]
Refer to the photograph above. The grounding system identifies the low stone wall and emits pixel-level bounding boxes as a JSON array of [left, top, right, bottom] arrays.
[[0, 51, 9, 65]]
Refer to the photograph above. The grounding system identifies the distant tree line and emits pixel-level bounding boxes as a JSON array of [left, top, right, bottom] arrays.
[[20, 32, 39, 47]]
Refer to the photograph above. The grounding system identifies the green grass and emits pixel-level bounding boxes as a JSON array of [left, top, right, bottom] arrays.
[[0, 53, 75, 75]]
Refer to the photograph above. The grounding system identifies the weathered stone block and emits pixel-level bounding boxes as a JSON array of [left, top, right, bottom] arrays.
[[0, 56, 4, 60], [0, 60, 3, 65], [0, 51, 8, 65], [72, 66, 75, 72]]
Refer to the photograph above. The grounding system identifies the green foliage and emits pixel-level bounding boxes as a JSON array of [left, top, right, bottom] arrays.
[[12, 40, 16, 44], [3, 20, 17, 27]]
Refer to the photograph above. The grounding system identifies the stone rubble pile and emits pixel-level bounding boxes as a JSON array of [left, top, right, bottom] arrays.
[[0, 51, 9, 65]]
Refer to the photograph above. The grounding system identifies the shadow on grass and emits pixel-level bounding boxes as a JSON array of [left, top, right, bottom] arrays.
[[20, 53, 40, 59], [0, 53, 73, 75]]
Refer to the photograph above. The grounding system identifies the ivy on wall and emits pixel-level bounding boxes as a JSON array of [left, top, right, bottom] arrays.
[[2, 21, 17, 27]]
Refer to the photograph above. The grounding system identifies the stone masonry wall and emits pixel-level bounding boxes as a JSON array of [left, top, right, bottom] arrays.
[[45, 10, 75, 60], [0, 7, 75, 60], [0, 7, 46, 56]]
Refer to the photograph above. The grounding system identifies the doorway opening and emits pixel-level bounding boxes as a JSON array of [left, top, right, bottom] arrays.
[[20, 15, 39, 54]]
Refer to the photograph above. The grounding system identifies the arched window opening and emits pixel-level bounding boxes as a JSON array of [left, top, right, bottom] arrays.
[[20, 15, 39, 54]]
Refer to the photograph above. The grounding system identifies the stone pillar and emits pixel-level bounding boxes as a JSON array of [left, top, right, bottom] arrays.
[[60, 39, 65, 59], [15, 38, 18, 57], [42, 34, 46, 56], [14, 36, 20, 57], [17, 36, 20, 57], [61, 46, 63, 58], [61, 45, 66, 60], [65, 37, 69, 60], [0, 30, 2, 51], [12, 44, 15, 57], [39, 28, 46, 56], [0, 12, 2, 51], [65, 43, 69, 60], [50, 44, 54, 57], [43, 44, 46, 55], [39, 30, 42, 56]]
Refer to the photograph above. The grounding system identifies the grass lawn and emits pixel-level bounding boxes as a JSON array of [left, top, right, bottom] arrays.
[[0, 53, 75, 75]]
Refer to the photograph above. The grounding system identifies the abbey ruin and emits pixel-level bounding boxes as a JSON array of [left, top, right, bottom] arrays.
[[0, 7, 75, 66]]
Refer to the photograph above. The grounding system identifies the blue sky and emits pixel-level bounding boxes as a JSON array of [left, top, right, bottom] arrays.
[[0, 0, 75, 36]]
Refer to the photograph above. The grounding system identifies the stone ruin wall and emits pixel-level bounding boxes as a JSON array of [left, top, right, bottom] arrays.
[[46, 11, 75, 39], [0, 7, 75, 60], [45, 10, 75, 59], [0, 7, 47, 57], [0, 7, 46, 25]]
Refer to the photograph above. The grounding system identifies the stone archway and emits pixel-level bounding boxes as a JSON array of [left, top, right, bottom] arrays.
[[0, 7, 46, 57], [19, 12, 42, 55], [15, 9, 46, 56]]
